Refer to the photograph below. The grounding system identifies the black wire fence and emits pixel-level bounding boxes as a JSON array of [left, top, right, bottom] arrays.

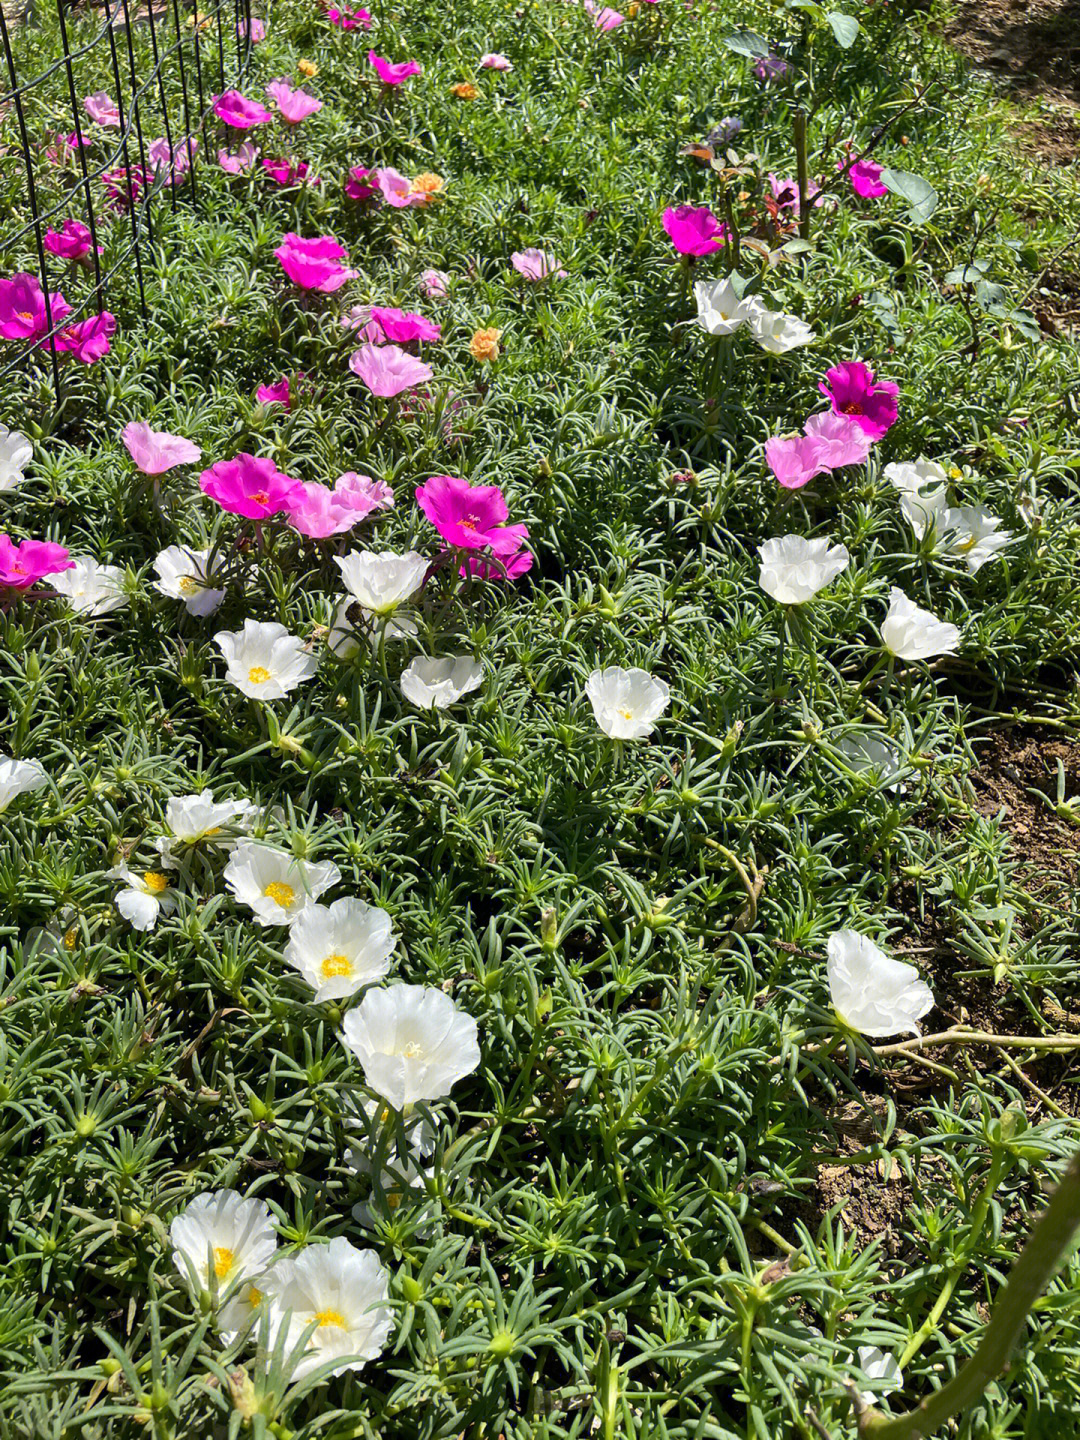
[[0, 0, 254, 395]]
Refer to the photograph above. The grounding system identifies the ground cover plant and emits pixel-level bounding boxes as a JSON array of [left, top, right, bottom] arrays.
[[2, 0, 1080, 1435]]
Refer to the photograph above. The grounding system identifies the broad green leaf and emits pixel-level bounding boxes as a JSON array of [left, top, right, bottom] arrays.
[[826, 11, 859, 46], [722, 30, 771, 59], [879, 167, 939, 223]]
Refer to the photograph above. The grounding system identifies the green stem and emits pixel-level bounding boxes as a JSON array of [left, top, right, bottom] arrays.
[[794, 109, 811, 242]]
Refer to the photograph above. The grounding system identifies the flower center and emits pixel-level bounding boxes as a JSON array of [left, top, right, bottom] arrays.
[[142, 871, 169, 893], [178, 576, 199, 594], [320, 953, 352, 978], [399, 1040, 423, 1059], [315, 1308, 346, 1329], [250, 490, 270, 505], [247, 1285, 263, 1306], [460, 514, 479, 530], [63, 926, 79, 950], [213, 1246, 234, 1278], [264, 881, 295, 908], [247, 666, 272, 685], [17, 311, 34, 323], [386, 1188, 403, 1210], [953, 533, 978, 553], [841, 401, 864, 416], [617, 707, 635, 721]]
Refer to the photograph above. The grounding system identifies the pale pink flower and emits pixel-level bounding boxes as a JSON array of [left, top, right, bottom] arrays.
[[373, 167, 423, 208], [84, 91, 120, 127], [480, 52, 513, 70], [349, 343, 433, 397], [421, 269, 450, 299], [285, 472, 393, 538], [219, 141, 259, 173], [802, 411, 872, 468], [765, 434, 830, 490], [583, 0, 624, 28], [511, 248, 567, 281], [122, 422, 202, 474], [266, 80, 323, 124], [238, 15, 266, 41]]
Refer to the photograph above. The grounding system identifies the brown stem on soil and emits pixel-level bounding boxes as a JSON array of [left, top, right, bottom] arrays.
[[873, 1028, 1080, 1057]]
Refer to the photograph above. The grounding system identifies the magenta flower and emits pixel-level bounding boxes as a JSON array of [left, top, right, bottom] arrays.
[[349, 342, 433, 397], [662, 204, 727, 256], [480, 52, 513, 70], [327, 6, 371, 27], [767, 173, 822, 216], [274, 232, 357, 292], [368, 51, 422, 84], [266, 80, 323, 124], [199, 453, 302, 519], [262, 157, 316, 186], [583, 0, 624, 28], [51, 311, 116, 364], [345, 165, 377, 200], [0, 535, 74, 590], [421, 269, 450, 299], [43, 220, 100, 262], [284, 472, 393, 538], [45, 131, 89, 166], [819, 361, 899, 441], [802, 410, 872, 468], [219, 142, 259, 173], [122, 421, 202, 474], [841, 153, 888, 199], [765, 434, 830, 491], [84, 91, 120, 127], [511, 248, 567, 281], [101, 164, 151, 210], [256, 373, 306, 407], [462, 544, 533, 580], [0, 274, 71, 342], [213, 90, 274, 129], [369, 306, 441, 344], [415, 473, 524, 551], [238, 15, 266, 41], [373, 167, 421, 208]]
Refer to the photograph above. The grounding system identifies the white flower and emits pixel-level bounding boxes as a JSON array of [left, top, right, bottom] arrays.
[[345, 1095, 438, 1158], [223, 841, 341, 926], [214, 619, 319, 700], [400, 655, 483, 710], [108, 863, 177, 931], [340, 983, 481, 1109], [585, 666, 670, 740], [693, 277, 753, 336], [261, 1236, 392, 1381], [328, 598, 417, 659], [334, 550, 428, 616], [880, 588, 960, 661], [884, 459, 949, 531], [51, 557, 127, 616], [757, 535, 849, 604], [283, 897, 396, 1002], [347, 1146, 435, 1231], [854, 1346, 903, 1406], [827, 929, 934, 1038], [0, 424, 32, 491], [745, 299, 816, 354], [153, 545, 225, 616], [0, 754, 48, 813], [835, 732, 903, 792], [155, 788, 256, 867], [169, 1189, 278, 1340], [910, 503, 1014, 575]]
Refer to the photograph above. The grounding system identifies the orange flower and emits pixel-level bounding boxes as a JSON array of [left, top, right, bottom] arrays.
[[297, 59, 318, 77], [469, 327, 502, 363], [410, 172, 445, 199], [450, 82, 479, 100]]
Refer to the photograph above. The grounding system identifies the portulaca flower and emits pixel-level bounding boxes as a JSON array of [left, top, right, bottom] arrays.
[[346, 1094, 438, 1158], [853, 1346, 904, 1406], [328, 599, 417, 659], [335, 549, 428, 616], [109, 862, 177, 930], [153, 545, 226, 616], [283, 897, 396, 1001], [901, 497, 1013, 575], [0, 754, 48, 813], [585, 666, 670, 740], [757, 535, 849, 604], [745, 299, 816, 354], [880, 588, 960, 661], [214, 619, 319, 699], [400, 655, 483, 710], [260, 1236, 392, 1381], [51, 557, 128, 616], [156, 788, 256, 867], [835, 732, 903, 792], [340, 983, 481, 1109], [223, 842, 341, 926], [347, 1146, 435, 1231], [0, 424, 32, 491], [827, 929, 934, 1038], [169, 1189, 278, 1339], [693, 277, 753, 336]]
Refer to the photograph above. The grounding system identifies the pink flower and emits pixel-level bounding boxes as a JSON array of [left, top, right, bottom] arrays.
[[767, 173, 822, 216], [480, 52, 513, 69], [51, 311, 116, 364], [662, 204, 727, 256], [511, 248, 567, 281], [415, 473, 523, 551], [327, 6, 371, 27], [841, 153, 888, 199], [148, 137, 197, 186], [583, 0, 624, 27], [368, 51, 422, 84], [284, 471, 393, 538], [101, 165, 151, 209], [462, 544, 533, 580], [84, 91, 120, 127], [421, 269, 450, 299], [122, 421, 202, 474], [819, 360, 899, 441], [274, 232, 357, 292], [43, 220, 100, 262], [219, 142, 259, 173], [262, 157, 316, 185], [266, 80, 323, 124], [0, 274, 71, 342], [341, 306, 385, 343], [349, 342, 433, 397], [45, 131, 89, 165], [256, 374, 304, 407], [238, 15, 266, 41], [345, 165, 377, 200], [802, 410, 872, 468], [213, 90, 274, 129], [369, 306, 441, 344], [199, 453, 302, 518], [765, 434, 830, 490], [373, 167, 421, 208], [0, 535, 74, 590]]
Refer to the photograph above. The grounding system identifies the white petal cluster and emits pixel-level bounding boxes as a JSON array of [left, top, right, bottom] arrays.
[[400, 655, 483, 709], [340, 983, 481, 1110], [757, 535, 849, 604], [283, 897, 396, 1001], [827, 930, 934, 1038], [214, 619, 319, 699], [880, 588, 960, 661], [153, 545, 226, 615], [585, 666, 670, 739], [224, 842, 341, 925], [0, 754, 48, 814], [52, 557, 128, 616]]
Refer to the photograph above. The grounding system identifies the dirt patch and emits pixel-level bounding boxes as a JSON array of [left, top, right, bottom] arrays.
[[947, 0, 1080, 111]]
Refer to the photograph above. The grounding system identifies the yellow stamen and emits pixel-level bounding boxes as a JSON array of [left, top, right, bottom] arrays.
[[247, 666, 272, 685], [320, 953, 352, 979], [63, 926, 79, 950], [213, 1246, 234, 1278], [617, 708, 634, 721], [247, 1285, 263, 1306], [142, 871, 169, 893], [263, 881, 295, 908], [315, 1309, 346, 1328], [178, 576, 199, 594]]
